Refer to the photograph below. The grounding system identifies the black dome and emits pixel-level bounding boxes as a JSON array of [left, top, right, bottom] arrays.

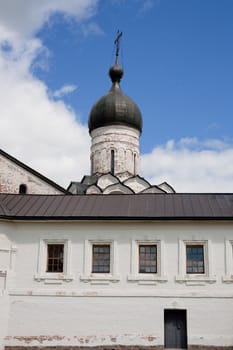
[[88, 64, 142, 134]]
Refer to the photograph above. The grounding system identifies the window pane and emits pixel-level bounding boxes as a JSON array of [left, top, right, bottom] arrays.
[[139, 245, 157, 273], [46, 244, 64, 273], [186, 245, 204, 274], [92, 244, 110, 273]]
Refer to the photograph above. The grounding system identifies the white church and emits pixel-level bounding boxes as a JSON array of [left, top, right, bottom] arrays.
[[0, 36, 233, 350]]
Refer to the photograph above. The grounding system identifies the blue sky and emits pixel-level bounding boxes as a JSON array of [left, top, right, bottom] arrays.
[[0, 0, 232, 191], [35, 0, 233, 153]]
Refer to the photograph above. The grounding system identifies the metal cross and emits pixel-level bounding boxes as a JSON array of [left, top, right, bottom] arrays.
[[114, 30, 123, 62]]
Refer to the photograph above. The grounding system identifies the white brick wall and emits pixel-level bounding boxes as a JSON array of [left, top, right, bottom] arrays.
[[0, 220, 232, 348], [90, 125, 140, 178], [0, 154, 63, 194]]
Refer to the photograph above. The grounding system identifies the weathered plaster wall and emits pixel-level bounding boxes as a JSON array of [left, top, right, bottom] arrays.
[[5, 297, 233, 347], [0, 154, 63, 194], [0, 294, 9, 350], [90, 125, 140, 179], [0, 221, 233, 348], [0, 225, 15, 350]]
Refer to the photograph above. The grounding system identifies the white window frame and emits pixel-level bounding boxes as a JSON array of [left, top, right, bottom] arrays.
[[176, 239, 216, 284], [222, 239, 233, 283], [127, 239, 167, 284], [34, 238, 73, 283], [80, 239, 120, 284]]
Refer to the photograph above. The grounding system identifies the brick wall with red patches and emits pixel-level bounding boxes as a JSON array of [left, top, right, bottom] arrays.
[[4, 346, 233, 350]]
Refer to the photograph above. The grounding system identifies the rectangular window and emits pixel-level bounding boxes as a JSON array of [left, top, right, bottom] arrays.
[[139, 244, 157, 273], [46, 244, 64, 273], [111, 150, 115, 175], [186, 245, 204, 274], [81, 240, 119, 283], [92, 244, 110, 273]]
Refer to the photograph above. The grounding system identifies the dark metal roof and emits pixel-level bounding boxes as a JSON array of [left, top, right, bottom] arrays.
[[0, 149, 69, 194], [0, 193, 232, 221], [67, 174, 172, 195]]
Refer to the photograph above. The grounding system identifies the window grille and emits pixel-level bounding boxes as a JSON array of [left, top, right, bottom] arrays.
[[46, 244, 64, 273], [186, 245, 204, 274], [92, 244, 110, 273], [139, 245, 157, 273]]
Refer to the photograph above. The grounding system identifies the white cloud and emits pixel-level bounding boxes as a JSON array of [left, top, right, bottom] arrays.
[[137, 0, 160, 14], [141, 138, 233, 192], [0, 41, 90, 187], [0, 1, 99, 188], [53, 84, 77, 98], [80, 22, 104, 37], [0, 0, 98, 40]]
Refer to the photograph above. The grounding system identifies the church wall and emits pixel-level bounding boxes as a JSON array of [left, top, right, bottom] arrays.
[[5, 296, 233, 348], [0, 220, 233, 348], [90, 125, 140, 179], [0, 155, 63, 194], [0, 223, 14, 350]]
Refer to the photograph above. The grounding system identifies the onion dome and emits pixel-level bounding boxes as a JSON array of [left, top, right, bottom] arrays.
[[88, 63, 142, 134]]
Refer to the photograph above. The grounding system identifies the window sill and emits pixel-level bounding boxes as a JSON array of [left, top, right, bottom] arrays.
[[222, 275, 233, 283], [34, 273, 74, 284], [80, 274, 120, 284], [127, 274, 168, 284], [175, 275, 216, 285]]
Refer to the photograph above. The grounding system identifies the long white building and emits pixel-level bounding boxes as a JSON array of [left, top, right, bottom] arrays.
[[0, 43, 233, 350]]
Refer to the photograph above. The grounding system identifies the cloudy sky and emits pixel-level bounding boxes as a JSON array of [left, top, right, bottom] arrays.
[[0, 0, 233, 192]]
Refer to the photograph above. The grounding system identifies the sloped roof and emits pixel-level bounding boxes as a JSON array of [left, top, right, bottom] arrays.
[[68, 173, 174, 195], [0, 193, 232, 221], [0, 149, 69, 194]]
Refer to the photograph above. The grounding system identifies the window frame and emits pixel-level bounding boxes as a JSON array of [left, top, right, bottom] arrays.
[[222, 239, 233, 283], [46, 243, 64, 273], [139, 244, 157, 274], [80, 239, 120, 284], [176, 239, 216, 284], [127, 239, 167, 284], [186, 244, 205, 274], [34, 238, 73, 283], [92, 244, 111, 273]]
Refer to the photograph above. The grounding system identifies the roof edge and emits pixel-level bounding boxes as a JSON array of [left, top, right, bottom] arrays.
[[1, 215, 233, 221], [0, 149, 70, 194]]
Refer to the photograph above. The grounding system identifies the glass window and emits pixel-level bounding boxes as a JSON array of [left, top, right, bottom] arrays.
[[186, 245, 204, 274], [92, 244, 110, 273], [46, 244, 64, 273], [139, 245, 157, 273]]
